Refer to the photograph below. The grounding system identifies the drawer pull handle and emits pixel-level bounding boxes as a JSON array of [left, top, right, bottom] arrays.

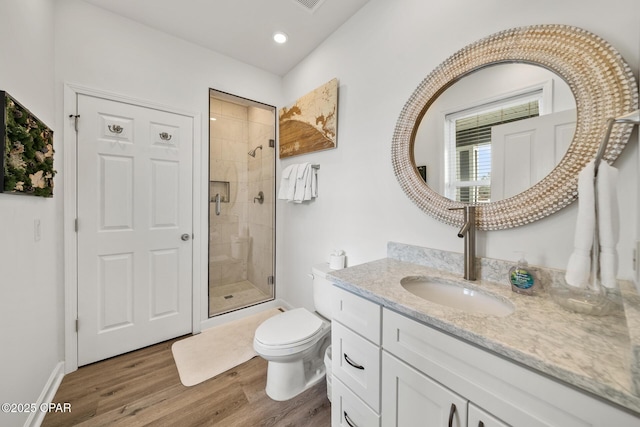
[[344, 353, 365, 370], [344, 411, 358, 427], [448, 403, 456, 427]]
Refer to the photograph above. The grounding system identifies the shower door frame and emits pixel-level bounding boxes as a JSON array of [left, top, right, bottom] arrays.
[[207, 88, 277, 317]]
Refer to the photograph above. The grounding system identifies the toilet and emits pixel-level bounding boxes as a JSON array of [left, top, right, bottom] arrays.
[[253, 263, 335, 401]]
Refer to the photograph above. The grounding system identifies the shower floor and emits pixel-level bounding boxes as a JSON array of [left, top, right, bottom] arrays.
[[209, 280, 272, 316]]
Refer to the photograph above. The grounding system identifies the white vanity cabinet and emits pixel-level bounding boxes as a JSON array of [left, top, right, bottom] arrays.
[[382, 351, 469, 426], [382, 349, 510, 427], [382, 307, 639, 427], [332, 287, 382, 426], [330, 284, 639, 427]]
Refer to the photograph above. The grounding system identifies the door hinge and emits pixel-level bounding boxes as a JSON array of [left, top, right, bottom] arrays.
[[69, 114, 80, 132], [74, 218, 78, 232], [75, 319, 79, 332], [268, 275, 274, 286]]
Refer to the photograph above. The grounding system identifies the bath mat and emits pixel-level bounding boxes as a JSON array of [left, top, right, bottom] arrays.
[[171, 307, 283, 386]]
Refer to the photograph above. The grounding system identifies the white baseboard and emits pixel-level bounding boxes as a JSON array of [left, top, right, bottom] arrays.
[[25, 362, 65, 427]]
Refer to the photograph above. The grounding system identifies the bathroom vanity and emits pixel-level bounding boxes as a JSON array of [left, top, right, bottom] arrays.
[[328, 244, 640, 427], [348, 23, 640, 427]]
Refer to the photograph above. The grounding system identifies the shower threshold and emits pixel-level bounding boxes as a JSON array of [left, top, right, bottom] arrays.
[[209, 280, 272, 317]]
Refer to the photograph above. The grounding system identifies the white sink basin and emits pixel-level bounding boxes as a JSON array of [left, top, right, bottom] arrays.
[[401, 276, 514, 317]]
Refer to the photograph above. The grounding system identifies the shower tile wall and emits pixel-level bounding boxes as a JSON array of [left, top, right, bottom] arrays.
[[210, 98, 249, 287], [209, 98, 274, 297]]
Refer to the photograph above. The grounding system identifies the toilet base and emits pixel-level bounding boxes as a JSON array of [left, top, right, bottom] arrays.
[[263, 336, 330, 401], [265, 359, 325, 401]]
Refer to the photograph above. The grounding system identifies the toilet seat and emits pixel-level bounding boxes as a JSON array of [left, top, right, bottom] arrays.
[[254, 308, 327, 352]]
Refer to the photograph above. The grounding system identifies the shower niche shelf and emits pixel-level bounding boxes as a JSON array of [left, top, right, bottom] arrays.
[[210, 180, 230, 203]]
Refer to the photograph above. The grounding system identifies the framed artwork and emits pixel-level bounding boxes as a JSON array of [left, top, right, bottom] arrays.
[[279, 78, 338, 158], [1, 91, 55, 197]]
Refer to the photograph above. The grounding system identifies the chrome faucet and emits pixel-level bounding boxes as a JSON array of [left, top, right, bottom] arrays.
[[449, 206, 476, 281]]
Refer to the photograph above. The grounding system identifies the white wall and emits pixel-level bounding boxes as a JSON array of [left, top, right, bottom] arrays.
[[0, 1, 60, 426], [278, 0, 640, 311]]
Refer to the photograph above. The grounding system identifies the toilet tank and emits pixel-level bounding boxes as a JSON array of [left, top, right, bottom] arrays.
[[311, 263, 336, 319]]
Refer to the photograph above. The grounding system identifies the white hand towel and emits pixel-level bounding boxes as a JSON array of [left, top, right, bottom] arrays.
[[596, 162, 619, 289], [311, 167, 318, 198], [303, 166, 317, 201], [565, 161, 595, 288], [278, 164, 298, 201], [293, 163, 310, 203], [286, 164, 300, 201]]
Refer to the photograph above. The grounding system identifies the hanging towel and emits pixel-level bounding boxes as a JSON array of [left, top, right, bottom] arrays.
[[277, 164, 298, 201], [305, 167, 318, 200], [596, 162, 619, 289], [293, 163, 310, 203], [565, 161, 619, 289], [565, 161, 596, 288]]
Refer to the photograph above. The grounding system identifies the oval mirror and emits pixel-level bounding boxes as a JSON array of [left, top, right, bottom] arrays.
[[414, 63, 576, 203], [392, 24, 638, 230]]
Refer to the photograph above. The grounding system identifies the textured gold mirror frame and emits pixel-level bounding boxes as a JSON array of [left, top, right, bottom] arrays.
[[392, 25, 638, 230]]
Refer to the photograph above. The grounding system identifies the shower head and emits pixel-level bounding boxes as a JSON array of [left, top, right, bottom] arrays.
[[248, 145, 263, 157]]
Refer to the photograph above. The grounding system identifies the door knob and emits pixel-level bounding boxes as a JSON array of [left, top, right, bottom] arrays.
[[181, 233, 191, 241]]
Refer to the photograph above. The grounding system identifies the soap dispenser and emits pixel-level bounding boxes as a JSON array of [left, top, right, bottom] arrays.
[[509, 252, 538, 295]]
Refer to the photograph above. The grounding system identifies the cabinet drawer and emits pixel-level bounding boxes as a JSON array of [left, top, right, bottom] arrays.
[[333, 287, 381, 344], [332, 321, 381, 412], [332, 377, 380, 427]]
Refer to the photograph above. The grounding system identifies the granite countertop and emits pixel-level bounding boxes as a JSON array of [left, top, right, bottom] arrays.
[[326, 257, 640, 415]]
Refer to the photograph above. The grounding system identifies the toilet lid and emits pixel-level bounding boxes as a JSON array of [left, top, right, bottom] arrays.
[[255, 308, 323, 346]]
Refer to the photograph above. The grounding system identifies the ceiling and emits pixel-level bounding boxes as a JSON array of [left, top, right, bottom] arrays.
[[82, 0, 371, 76]]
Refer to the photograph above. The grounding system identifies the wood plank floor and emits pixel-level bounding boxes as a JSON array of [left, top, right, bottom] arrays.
[[42, 337, 331, 426]]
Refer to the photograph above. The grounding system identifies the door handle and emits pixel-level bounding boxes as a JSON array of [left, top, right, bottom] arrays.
[[181, 233, 191, 241], [108, 124, 123, 134]]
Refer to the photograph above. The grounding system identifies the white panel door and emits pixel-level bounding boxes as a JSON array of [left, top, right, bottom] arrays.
[[491, 109, 576, 200], [77, 94, 193, 366]]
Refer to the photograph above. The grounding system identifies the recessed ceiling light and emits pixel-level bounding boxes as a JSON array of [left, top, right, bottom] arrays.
[[273, 32, 288, 44]]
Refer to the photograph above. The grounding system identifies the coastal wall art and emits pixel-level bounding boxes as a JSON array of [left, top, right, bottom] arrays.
[[1, 91, 55, 197], [278, 78, 338, 158]]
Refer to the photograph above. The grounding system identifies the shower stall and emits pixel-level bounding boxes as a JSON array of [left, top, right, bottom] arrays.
[[208, 89, 276, 317]]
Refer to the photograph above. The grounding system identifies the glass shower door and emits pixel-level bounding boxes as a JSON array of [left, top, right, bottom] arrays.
[[208, 89, 276, 317]]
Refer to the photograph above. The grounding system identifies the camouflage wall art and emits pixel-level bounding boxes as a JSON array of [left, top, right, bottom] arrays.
[[1, 91, 55, 197]]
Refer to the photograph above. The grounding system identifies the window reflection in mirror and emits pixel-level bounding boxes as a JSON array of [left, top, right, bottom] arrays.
[[414, 63, 577, 203]]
